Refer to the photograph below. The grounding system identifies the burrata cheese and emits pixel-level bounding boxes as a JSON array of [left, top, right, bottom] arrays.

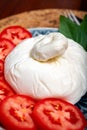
[[4, 32, 87, 104]]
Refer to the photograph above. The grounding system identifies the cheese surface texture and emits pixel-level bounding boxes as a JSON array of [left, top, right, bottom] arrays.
[[4, 32, 87, 104]]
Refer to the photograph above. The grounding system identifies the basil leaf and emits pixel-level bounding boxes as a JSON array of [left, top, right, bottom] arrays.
[[80, 15, 87, 34], [59, 15, 87, 51]]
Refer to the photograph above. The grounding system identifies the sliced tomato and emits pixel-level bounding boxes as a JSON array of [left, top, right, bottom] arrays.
[[0, 38, 15, 61], [0, 60, 4, 79], [0, 79, 15, 103], [0, 95, 36, 130], [32, 98, 86, 130], [0, 26, 32, 45]]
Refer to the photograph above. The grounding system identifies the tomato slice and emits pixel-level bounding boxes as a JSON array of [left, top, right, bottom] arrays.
[[32, 98, 86, 130], [0, 60, 4, 79], [0, 26, 32, 45], [0, 95, 36, 130], [0, 38, 15, 61], [0, 79, 15, 103]]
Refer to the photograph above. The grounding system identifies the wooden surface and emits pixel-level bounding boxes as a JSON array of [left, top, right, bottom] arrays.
[[0, 9, 87, 32], [0, 0, 87, 20]]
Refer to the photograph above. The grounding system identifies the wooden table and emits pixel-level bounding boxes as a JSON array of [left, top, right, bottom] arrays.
[[0, 9, 87, 32]]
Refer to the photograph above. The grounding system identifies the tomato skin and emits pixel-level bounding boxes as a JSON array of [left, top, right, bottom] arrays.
[[0, 26, 32, 45], [0, 95, 36, 130], [0, 38, 15, 61], [32, 98, 86, 130], [0, 79, 15, 103], [0, 60, 4, 79]]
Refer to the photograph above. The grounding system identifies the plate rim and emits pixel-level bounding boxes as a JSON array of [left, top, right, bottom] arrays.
[[29, 27, 58, 31]]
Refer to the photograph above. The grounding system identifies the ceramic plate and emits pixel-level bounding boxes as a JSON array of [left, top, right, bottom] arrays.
[[29, 27, 58, 37]]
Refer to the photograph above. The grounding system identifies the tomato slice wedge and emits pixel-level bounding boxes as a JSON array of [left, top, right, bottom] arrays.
[[32, 98, 86, 130], [0, 26, 32, 45], [0, 38, 15, 61], [0, 95, 36, 130], [0, 60, 4, 79], [0, 79, 15, 103]]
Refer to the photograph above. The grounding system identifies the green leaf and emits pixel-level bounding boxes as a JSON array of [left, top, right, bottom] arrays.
[[80, 15, 87, 34], [59, 15, 87, 51]]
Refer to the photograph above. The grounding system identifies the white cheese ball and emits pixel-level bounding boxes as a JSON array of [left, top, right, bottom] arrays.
[[4, 32, 87, 104]]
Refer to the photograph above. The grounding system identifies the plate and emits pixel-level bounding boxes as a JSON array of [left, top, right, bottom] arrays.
[[0, 27, 87, 130], [29, 27, 87, 120], [29, 27, 58, 37]]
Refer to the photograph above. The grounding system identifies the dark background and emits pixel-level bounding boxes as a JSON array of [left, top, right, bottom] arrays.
[[0, 0, 87, 20]]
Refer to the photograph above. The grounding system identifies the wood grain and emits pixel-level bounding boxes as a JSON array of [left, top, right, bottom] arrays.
[[0, 9, 87, 32]]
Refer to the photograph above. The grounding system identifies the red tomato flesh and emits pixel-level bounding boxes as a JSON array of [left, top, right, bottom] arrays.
[[32, 98, 86, 130], [0, 26, 32, 45], [0, 95, 36, 130], [0, 79, 15, 103], [0, 38, 15, 60], [0, 60, 4, 78]]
